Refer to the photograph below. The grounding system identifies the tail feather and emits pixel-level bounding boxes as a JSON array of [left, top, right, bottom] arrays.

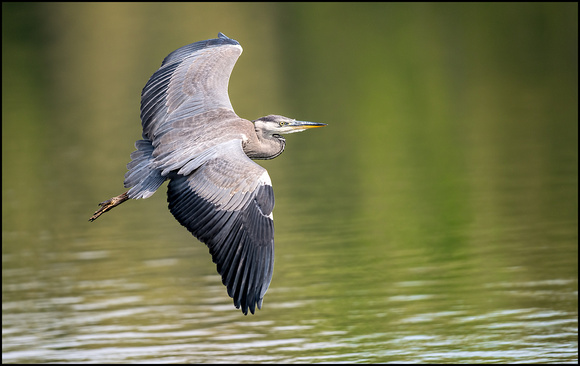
[[124, 139, 166, 199]]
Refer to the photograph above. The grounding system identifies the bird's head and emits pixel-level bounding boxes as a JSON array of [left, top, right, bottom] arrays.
[[253, 115, 326, 136]]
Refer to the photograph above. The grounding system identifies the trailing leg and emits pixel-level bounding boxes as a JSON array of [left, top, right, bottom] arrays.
[[89, 191, 129, 222]]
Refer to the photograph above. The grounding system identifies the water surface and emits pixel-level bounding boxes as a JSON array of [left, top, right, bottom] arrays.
[[3, 3, 577, 363]]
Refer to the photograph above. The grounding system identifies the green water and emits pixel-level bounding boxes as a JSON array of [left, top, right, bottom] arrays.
[[3, 3, 577, 363]]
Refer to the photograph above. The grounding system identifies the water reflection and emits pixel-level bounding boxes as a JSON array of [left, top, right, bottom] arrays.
[[3, 257, 577, 363], [3, 2, 578, 364]]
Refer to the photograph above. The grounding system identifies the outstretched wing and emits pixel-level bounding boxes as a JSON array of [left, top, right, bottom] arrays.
[[126, 33, 246, 199], [140, 32, 243, 141], [166, 139, 275, 315]]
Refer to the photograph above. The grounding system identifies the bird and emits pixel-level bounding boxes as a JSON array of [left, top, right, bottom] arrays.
[[89, 32, 326, 315]]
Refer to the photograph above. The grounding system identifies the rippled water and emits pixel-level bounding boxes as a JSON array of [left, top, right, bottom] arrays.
[[3, 234, 577, 363], [3, 2, 578, 363], [3, 174, 577, 363]]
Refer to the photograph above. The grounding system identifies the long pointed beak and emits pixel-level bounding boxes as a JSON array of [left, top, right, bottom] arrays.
[[288, 120, 327, 131]]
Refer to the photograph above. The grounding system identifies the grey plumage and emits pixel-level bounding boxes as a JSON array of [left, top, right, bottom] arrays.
[[89, 33, 326, 315]]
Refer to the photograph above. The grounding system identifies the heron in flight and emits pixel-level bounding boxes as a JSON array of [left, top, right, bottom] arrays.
[[89, 33, 326, 315]]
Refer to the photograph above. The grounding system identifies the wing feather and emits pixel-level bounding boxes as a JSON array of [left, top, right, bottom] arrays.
[[126, 33, 245, 200], [140, 33, 242, 140], [166, 140, 275, 314]]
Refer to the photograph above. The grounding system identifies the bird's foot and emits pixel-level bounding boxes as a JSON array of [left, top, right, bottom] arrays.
[[89, 192, 129, 222]]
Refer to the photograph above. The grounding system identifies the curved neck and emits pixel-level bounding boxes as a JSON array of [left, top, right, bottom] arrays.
[[244, 134, 286, 160]]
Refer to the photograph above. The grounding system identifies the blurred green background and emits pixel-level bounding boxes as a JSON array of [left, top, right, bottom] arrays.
[[3, 2, 578, 363]]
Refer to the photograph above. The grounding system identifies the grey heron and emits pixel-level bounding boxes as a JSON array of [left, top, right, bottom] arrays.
[[89, 32, 326, 315]]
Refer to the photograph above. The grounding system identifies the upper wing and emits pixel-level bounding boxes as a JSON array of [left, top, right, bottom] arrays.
[[140, 32, 243, 140], [131, 32, 249, 196], [166, 139, 275, 315]]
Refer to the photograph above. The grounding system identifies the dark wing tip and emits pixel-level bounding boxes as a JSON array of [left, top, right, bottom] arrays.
[[217, 33, 240, 46]]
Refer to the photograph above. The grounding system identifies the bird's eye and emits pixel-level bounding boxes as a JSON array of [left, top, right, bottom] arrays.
[[279, 122, 286, 127]]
